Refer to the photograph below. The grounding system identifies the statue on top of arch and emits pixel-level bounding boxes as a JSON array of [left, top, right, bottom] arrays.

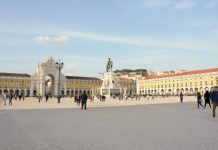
[[46, 56, 55, 64]]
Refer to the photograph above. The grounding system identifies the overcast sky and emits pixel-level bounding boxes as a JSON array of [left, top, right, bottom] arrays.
[[0, 0, 218, 77]]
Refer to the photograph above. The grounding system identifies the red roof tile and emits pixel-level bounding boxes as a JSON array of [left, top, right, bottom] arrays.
[[144, 68, 218, 80]]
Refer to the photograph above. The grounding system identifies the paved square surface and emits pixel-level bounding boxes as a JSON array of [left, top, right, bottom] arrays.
[[0, 102, 217, 150]]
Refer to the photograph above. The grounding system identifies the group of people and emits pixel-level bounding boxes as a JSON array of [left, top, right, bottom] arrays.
[[180, 86, 218, 117], [74, 93, 88, 110], [0, 93, 25, 106], [37, 94, 49, 103]]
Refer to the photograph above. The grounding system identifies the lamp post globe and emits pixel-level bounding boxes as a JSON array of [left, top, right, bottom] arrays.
[[56, 60, 64, 103]]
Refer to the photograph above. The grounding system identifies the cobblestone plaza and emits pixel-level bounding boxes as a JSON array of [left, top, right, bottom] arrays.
[[0, 97, 217, 150]]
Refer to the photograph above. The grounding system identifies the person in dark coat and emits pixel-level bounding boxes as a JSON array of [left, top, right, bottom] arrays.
[[45, 94, 49, 103], [211, 86, 218, 117], [204, 90, 211, 108], [9, 93, 13, 106], [180, 92, 183, 103], [81, 92, 88, 110], [197, 92, 204, 108]]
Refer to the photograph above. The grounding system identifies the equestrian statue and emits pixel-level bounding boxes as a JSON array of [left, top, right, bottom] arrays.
[[106, 58, 113, 72]]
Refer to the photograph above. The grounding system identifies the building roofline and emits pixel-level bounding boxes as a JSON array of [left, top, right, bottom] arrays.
[[144, 68, 218, 80], [65, 76, 101, 80], [0, 72, 31, 78]]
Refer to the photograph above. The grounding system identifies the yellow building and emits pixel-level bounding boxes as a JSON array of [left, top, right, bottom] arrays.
[[0, 73, 31, 96], [0, 57, 103, 97], [0, 73, 102, 97], [137, 68, 218, 95], [65, 76, 102, 96]]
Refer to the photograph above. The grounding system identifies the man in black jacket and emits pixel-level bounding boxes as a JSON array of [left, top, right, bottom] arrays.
[[204, 90, 211, 108], [81, 92, 88, 110]]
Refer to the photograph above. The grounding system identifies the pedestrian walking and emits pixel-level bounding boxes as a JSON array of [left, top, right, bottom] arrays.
[[100, 94, 102, 101], [38, 94, 41, 102], [3, 93, 7, 106], [45, 94, 49, 103], [76, 94, 81, 106], [180, 92, 183, 103], [135, 95, 138, 101], [81, 92, 88, 110], [22, 93, 25, 101], [204, 90, 211, 108], [210, 86, 218, 117], [18, 94, 22, 101], [9, 93, 13, 106], [197, 92, 204, 108]]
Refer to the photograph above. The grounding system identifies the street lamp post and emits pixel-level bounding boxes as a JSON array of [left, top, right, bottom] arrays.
[[56, 60, 64, 103]]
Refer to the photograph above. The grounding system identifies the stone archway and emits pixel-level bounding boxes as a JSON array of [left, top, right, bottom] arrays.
[[9, 89, 14, 94], [185, 88, 189, 94], [61, 90, 64, 96], [79, 90, 82, 94], [87, 90, 90, 95], [15, 90, 19, 96], [21, 90, 25, 96], [67, 90, 70, 96], [45, 74, 55, 96], [26, 90, 30, 97], [190, 88, 193, 95], [33, 90, 37, 97], [194, 87, 198, 93], [161, 89, 164, 94], [75, 90, 78, 95], [31, 57, 66, 96], [71, 90, 74, 96]]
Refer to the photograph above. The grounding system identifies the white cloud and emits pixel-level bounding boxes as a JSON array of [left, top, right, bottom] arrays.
[[34, 35, 69, 44], [64, 30, 217, 52], [1, 23, 218, 52]]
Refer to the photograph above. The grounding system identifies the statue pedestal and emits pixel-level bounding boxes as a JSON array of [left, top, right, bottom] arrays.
[[101, 72, 122, 98]]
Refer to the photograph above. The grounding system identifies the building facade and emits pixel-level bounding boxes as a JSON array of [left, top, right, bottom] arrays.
[[0, 73, 31, 96], [66, 76, 102, 96], [0, 57, 102, 96], [137, 68, 218, 95]]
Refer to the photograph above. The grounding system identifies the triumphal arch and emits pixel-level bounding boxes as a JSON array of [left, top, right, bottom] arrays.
[[31, 57, 66, 96]]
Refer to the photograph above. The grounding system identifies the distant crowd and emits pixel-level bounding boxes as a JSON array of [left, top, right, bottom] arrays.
[[0, 92, 25, 106], [1, 86, 218, 117]]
